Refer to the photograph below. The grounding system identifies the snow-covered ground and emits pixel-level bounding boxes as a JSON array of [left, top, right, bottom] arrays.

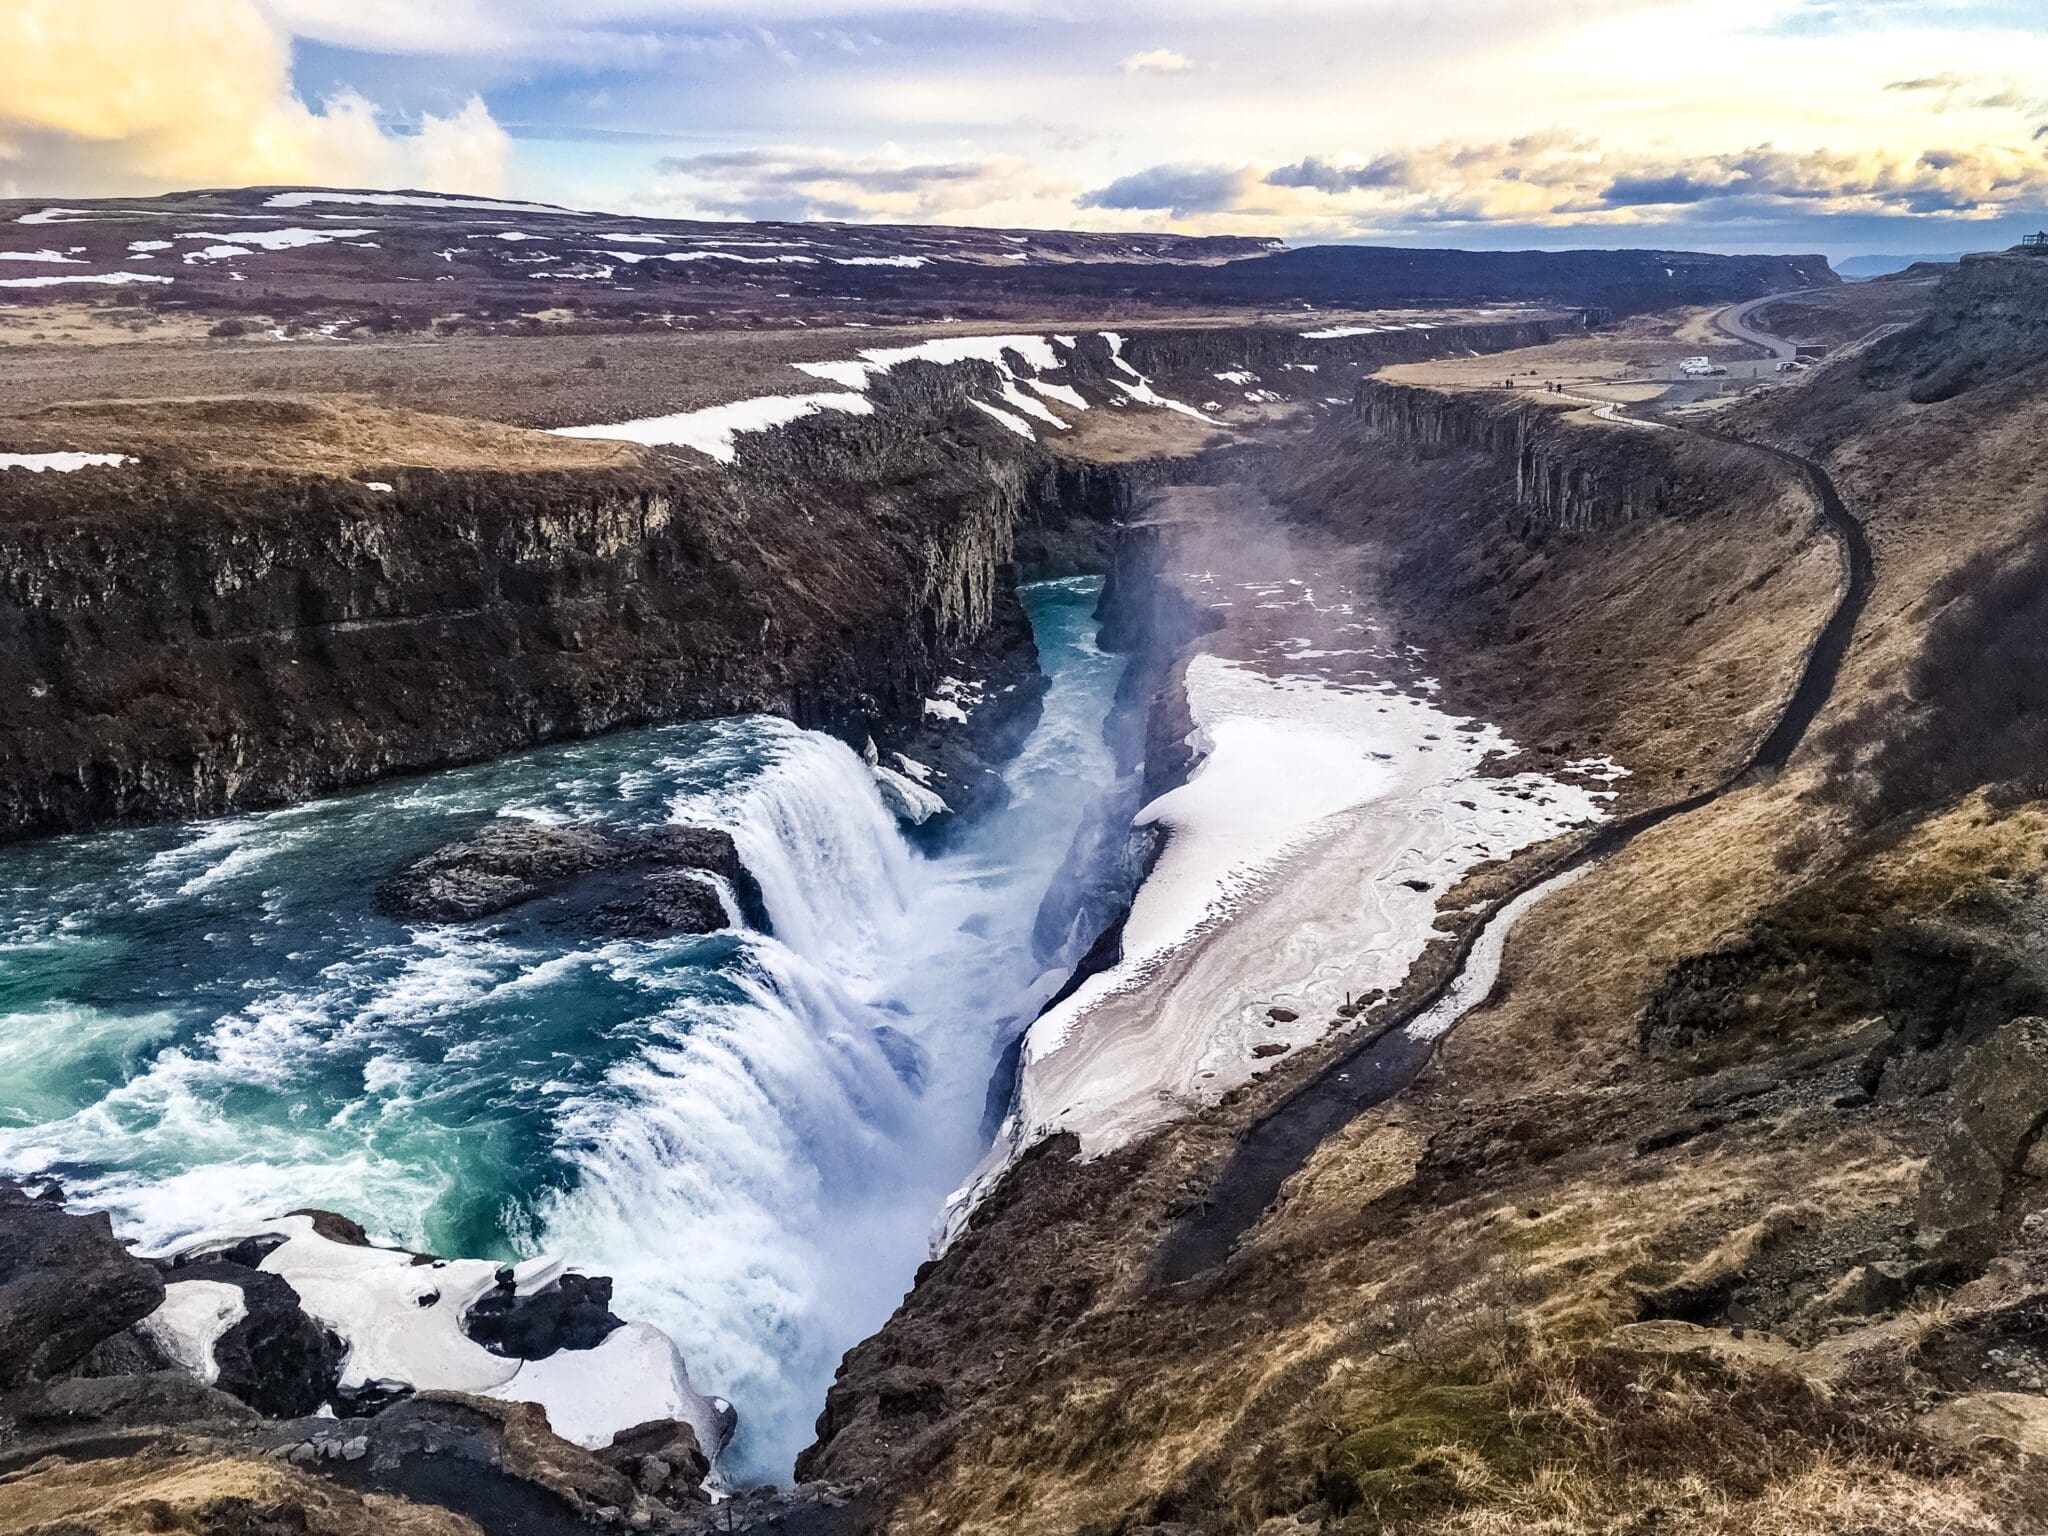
[[148, 1214, 730, 1457], [0, 452, 135, 473], [553, 331, 1218, 465], [0, 271, 171, 289], [554, 391, 873, 462], [942, 550, 1619, 1242]]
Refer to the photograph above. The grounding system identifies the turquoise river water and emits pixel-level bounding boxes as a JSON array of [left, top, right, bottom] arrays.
[[0, 577, 1122, 1479]]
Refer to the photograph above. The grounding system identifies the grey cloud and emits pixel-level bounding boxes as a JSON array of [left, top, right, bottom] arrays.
[[652, 146, 1056, 222], [1600, 174, 1722, 207], [1076, 163, 1257, 218], [1265, 154, 1413, 193], [1261, 135, 2048, 224], [661, 151, 991, 195]]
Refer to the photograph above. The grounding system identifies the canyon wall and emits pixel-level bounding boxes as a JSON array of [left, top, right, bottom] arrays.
[[0, 319, 1578, 838], [1351, 379, 1751, 532], [0, 366, 1055, 836]]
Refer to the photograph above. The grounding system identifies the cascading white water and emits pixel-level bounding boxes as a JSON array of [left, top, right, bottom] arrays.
[[530, 724, 933, 1471], [0, 578, 1123, 1488], [672, 725, 918, 972]]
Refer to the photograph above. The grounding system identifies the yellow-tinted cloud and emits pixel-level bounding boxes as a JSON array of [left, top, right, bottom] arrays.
[[0, 0, 508, 198]]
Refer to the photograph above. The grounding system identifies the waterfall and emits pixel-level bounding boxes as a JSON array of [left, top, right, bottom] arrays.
[[532, 721, 932, 1473], [675, 724, 917, 975], [0, 580, 1124, 1488]]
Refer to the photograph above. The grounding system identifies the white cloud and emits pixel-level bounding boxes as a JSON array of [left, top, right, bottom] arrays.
[[640, 144, 1080, 225], [1122, 48, 1194, 75], [0, 0, 510, 199]]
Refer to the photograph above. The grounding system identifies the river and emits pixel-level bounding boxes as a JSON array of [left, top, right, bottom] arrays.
[[0, 576, 1123, 1481]]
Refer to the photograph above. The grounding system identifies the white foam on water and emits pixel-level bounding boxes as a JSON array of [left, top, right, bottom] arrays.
[[0, 1003, 182, 1126]]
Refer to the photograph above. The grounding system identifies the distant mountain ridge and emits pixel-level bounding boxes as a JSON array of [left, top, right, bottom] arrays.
[[0, 185, 1829, 326]]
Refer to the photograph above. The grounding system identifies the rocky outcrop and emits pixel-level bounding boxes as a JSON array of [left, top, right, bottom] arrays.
[[1917, 1016, 2048, 1258], [0, 363, 1056, 839], [1350, 380, 1714, 532], [465, 1272, 623, 1362], [377, 822, 770, 936], [0, 1178, 164, 1389]]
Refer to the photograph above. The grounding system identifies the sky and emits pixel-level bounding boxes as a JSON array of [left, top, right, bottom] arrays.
[[3, 0, 2046, 259]]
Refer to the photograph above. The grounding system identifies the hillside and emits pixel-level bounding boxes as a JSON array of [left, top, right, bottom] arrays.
[[0, 188, 1828, 337]]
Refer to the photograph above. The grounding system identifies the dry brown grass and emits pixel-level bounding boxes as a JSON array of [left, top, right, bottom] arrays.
[[0, 394, 642, 476], [0, 1451, 480, 1536], [851, 357, 2048, 1536]]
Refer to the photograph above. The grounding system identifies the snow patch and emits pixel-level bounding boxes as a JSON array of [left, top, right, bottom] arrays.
[[0, 271, 171, 288], [178, 228, 374, 252], [159, 1215, 725, 1455], [1102, 334, 1220, 424], [0, 452, 135, 473], [872, 763, 948, 824], [265, 192, 584, 216], [140, 1280, 246, 1385], [551, 392, 873, 463]]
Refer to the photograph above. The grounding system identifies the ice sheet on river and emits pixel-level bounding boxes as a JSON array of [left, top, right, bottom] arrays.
[[945, 623, 1617, 1245]]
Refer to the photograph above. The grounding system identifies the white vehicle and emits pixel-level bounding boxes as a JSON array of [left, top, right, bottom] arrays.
[[1678, 355, 1718, 377]]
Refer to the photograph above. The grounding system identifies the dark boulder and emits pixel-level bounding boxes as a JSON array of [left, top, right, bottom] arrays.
[[1917, 1015, 2048, 1259], [0, 1178, 165, 1389], [288, 1208, 372, 1246], [465, 1271, 623, 1361], [4, 1368, 262, 1439], [378, 821, 770, 935], [587, 870, 731, 940], [599, 1417, 713, 1504]]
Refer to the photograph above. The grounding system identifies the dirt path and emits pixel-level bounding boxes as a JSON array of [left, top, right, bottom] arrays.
[[1151, 323, 1870, 1286]]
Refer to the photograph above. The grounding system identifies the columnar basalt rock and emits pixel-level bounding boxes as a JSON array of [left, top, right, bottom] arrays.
[[0, 319, 1584, 840], [1352, 380, 1706, 531]]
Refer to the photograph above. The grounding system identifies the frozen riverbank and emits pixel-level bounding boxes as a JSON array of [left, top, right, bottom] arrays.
[[947, 510, 1622, 1239]]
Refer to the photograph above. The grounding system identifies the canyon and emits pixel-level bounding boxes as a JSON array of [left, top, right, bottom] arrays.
[[4, 196, 2047, 1536]]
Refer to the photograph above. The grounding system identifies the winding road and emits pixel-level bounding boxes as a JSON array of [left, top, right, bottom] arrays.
[[1714, 293, 1805, 362], [1152, 303, 1872, 1285]]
